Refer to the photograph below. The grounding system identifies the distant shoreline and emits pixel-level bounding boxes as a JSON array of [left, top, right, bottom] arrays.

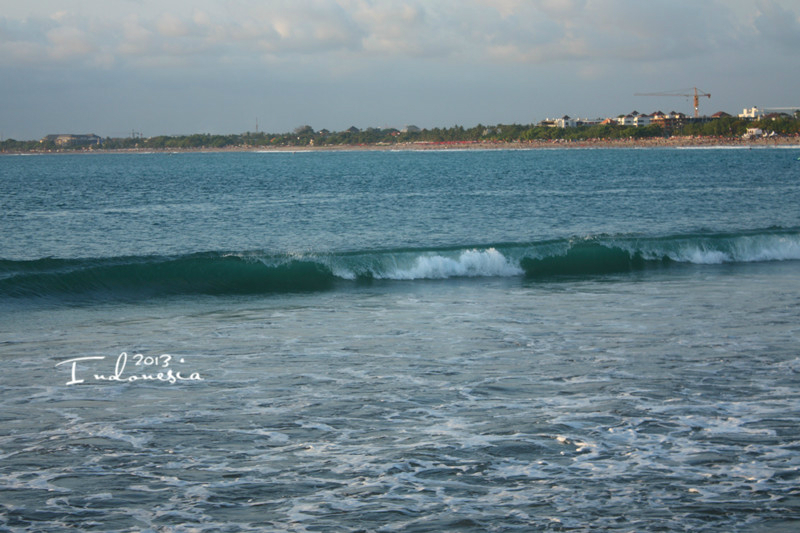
[[3, 135, 799, 155]]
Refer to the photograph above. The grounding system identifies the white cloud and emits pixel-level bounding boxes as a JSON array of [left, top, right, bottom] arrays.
[[118, 15, 154, 56], [156, 13, 190, 38], [473, 0, 750, 64], [2, 0, 790, 69], [46, 26, 94, 60]]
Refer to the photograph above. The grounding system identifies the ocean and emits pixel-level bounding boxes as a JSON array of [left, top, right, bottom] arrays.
[[1, 147, 799, 532]]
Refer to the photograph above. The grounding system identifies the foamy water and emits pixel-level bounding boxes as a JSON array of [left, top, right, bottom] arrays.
[[3, 262, 799, 531]]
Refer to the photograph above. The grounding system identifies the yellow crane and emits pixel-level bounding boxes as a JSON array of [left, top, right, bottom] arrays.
[[634, 87, 711, 118]]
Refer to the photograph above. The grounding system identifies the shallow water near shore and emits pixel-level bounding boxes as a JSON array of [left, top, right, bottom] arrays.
[[1, 148, 800, 531]]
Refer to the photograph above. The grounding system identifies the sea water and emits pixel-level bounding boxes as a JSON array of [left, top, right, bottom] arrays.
[[1, 148, 799, 531]]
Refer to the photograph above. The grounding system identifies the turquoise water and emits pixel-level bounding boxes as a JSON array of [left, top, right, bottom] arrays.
[[1, 148, 800, 531]]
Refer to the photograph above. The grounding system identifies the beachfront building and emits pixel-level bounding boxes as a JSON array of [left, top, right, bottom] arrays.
[[574, 117, 602, 127], [41, 134, 102, 147], [739, 107, 765, 119], [650, 111, 687, 130], [554, 115, 577, 128], [617, 111, 651, 127], [540, 116, 603, 128], [743, 127, 764, 139]]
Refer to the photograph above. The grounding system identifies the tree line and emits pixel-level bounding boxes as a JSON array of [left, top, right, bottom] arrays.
[[3, 114, 799, 152]]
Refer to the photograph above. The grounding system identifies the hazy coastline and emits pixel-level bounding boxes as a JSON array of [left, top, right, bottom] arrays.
[[4, 135, 799, 155]]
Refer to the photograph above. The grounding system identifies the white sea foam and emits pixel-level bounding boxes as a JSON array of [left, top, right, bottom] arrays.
[[381, 248, 523, 280], [638, 233, 800, 264], [735, 235, 800, 262], [673, 248, 732, 264]]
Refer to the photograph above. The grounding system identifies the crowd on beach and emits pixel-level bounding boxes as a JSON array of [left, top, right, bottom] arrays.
[[216, 135, 800, 152], [379, 135, 800, 151]]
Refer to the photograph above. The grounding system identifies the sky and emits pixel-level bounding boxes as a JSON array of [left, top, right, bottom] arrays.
[[2, 0, 799, 140]]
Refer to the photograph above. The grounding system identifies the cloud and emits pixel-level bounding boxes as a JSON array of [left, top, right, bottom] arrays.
[[0, 1, 797, 72], [753, 0, 800, 50], [156, 13, 190, 38], [476, 0, 749, 64], [118, 15, 154, 56], [345, 2, 444, 56], [0, 19, 44, 65], [257, 4, 364, 55], [46, 26, 94, 60]]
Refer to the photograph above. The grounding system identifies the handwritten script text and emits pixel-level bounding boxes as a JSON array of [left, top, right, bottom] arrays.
[[56, 352, 203, 385]]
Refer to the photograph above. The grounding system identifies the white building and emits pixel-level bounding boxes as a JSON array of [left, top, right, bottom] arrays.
[[542, 116, 603, 128], [739, 107, 764, 119], [743, 127, 764, 139], [554, 115, 576, 128], [617, 112, 651, 127]]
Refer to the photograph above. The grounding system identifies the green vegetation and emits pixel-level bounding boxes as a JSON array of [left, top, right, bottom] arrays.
[[677, 115, 800, 137], [0, 139, 53, 152], [3, 113, 799, 152]]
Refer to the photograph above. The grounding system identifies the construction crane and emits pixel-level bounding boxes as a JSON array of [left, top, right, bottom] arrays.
[[634, 87, 711, 118]]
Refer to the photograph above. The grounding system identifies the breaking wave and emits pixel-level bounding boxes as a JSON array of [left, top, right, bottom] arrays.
[[1, 227, 798, 302]]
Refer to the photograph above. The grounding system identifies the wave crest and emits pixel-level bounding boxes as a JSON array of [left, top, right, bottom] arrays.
[[372, 248, 523, 280], [1, 228, 798, 302]]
